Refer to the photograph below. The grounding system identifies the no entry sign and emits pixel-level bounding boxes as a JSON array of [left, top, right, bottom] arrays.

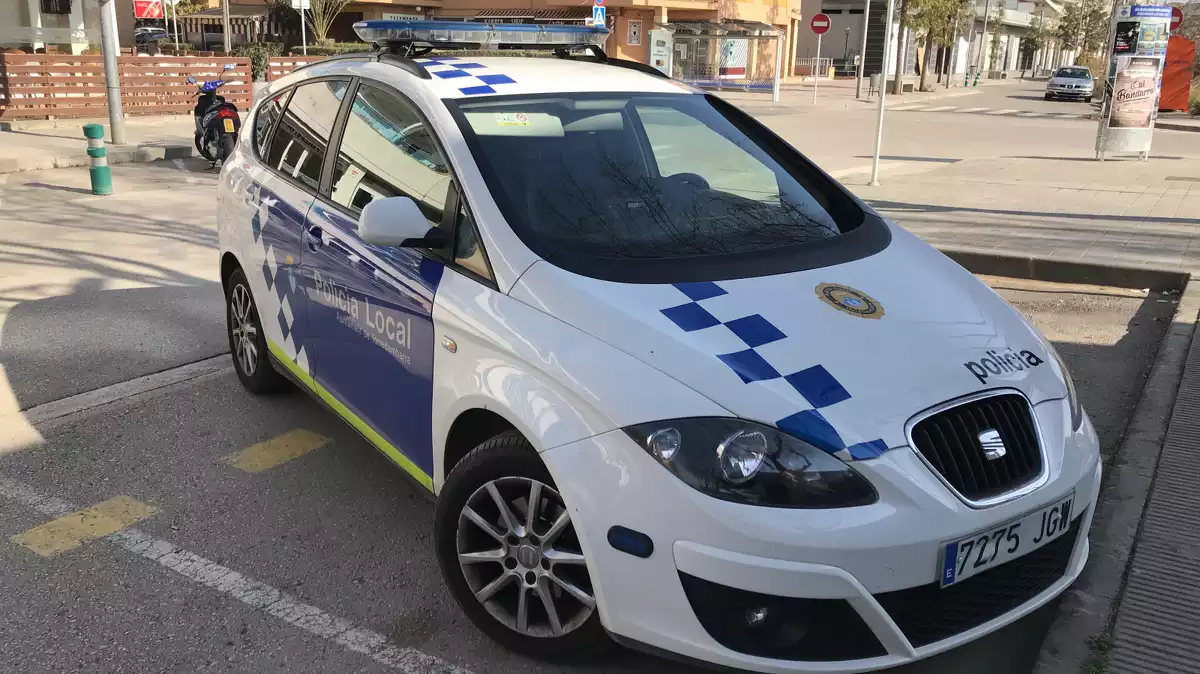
[[810, 13, 830, 34], [1171, 6, 1183, 32]]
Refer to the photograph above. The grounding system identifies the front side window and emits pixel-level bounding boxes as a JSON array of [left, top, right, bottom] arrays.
[[266, 79, 348, 189], [328, 84, 450, 226], [450, 93, 873, 282]]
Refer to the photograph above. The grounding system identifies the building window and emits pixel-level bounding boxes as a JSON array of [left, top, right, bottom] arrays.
[[627, 19, 642, 46], [40, 0, 71, 15]]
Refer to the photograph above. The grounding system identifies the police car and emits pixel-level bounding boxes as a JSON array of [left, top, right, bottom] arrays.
[[216, 20, 1100, 673]]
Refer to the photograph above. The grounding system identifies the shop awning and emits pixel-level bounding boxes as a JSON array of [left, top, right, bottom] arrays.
[[663, 20, 782, 37], [473, 8, 591, 22], [474, 8, 538, 19]]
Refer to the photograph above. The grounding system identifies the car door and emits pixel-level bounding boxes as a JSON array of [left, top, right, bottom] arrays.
[[300, 80, 462, 487], [240, 79, 348, 375]]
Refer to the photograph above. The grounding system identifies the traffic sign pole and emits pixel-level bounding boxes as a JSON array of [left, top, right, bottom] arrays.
[[814, 32, 821, 104], [809, 14, 830, 105]]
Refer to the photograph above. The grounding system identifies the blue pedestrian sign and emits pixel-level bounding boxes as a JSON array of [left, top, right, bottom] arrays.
[[592, 5, 606, 27]]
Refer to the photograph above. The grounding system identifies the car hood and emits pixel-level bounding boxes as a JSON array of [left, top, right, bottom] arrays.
[[509, 224, 1068, 459]]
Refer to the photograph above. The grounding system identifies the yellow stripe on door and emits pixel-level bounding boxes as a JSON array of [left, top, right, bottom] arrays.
[[223, 428, 330, 473], [12, 495, 157, 557]]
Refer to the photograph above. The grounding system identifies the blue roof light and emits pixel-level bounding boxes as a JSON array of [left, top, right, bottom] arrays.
[[353, 20, 610, 49]]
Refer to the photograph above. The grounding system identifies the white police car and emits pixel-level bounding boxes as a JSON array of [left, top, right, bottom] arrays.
[[216, 20, 1101, 673]]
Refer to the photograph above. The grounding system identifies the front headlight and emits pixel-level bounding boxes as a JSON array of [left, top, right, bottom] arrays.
[[1046, 344, 1084, 431], [624, 418, 878, 508]]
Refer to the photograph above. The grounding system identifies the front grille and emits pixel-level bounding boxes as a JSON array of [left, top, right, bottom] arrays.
[[874, 512, 1083, 648], [910, 393, 1043, 502], [679, 573, 887, 661]]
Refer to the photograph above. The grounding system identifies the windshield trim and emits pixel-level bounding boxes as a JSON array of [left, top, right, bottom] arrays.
[[443, 92, 890, 284]]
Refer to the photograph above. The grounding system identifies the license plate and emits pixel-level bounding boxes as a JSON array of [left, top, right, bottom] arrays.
[[939, 493, 1074, 587], [223, 118, 235, 133]]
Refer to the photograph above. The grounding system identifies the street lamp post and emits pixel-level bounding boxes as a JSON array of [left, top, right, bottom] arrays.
[[973, 0, 991, 86], [98, 0, 126, 145], [869, 0, 897, 185], [854, 0, 871, 98], [844, 26, 852, 60]]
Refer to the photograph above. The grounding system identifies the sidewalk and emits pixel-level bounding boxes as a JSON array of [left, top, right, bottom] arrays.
[[0, 117, 195, 174], [847, 155, 1200, 272]]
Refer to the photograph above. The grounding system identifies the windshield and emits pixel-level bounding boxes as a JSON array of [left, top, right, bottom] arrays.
[[449, 92, 881, 283], [1055, 68, 1091, 79]]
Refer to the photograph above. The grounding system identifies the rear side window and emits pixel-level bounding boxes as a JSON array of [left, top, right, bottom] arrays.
[[253, 91, 287, 158], [328, 84, 450, 226], [265, 79, 348, 189]]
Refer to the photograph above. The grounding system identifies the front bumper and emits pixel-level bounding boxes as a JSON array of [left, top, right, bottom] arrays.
[[542, 399, 1101, 673], [1047, 88, 1092, 98]]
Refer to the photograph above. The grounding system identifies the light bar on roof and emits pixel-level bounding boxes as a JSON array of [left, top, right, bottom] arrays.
[[353, 20, 609, 49]]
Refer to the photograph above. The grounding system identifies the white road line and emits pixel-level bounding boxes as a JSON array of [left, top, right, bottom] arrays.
[[22, 355, 231, 424], [986, 109, 1019, 115], [890, 105, 926, 110], [0, 475, 472, 674], [957, 107, 990, 113], [1057, 113, 1085, 119], [1016, 111, 1044, 117], [923, 106, 958, 112]]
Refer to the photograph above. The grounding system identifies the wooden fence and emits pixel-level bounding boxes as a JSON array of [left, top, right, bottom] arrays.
[[265, 56, 325, 82], [0, 55, 252, 120]]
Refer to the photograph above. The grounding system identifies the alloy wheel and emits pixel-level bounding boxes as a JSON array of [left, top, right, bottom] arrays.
[[456, 477, 595, 638], [229, 284, 258, 376]]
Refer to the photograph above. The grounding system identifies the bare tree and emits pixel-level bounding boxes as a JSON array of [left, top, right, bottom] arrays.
[[306, 0, 356, 43]]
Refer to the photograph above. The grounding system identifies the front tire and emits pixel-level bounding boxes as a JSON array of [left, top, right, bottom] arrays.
[[1044, 93, 1053, 100], [225, 268, 286, 393], [434, 431, 610, 661]]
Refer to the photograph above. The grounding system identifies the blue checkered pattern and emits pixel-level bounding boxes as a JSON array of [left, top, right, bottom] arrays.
[[417, 57, 518, 96], [660, 282, 890, 460]]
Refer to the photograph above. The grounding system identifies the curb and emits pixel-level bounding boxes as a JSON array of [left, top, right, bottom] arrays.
[[938, 248, 1189, 291], [0, 143, 196, 175], [1156, 121, 1200, 133]]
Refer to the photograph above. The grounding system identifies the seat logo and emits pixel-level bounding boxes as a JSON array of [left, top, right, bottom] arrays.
[[977, 429, 1006, 460], [814, 283, 884, 319]]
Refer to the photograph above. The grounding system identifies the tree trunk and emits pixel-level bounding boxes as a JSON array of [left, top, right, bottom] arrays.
[[890, 0, 909, 95], [920, 34, 933, 90]]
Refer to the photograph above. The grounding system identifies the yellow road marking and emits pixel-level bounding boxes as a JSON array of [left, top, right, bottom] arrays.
[[11, 495, 157, 557], [224, 428, 330, 473]]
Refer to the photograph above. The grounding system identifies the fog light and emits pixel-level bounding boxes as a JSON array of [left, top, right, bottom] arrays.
[[745, 606, 770, 627]]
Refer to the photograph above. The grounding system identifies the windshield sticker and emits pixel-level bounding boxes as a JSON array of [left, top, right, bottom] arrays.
[[495, 112, 530, 127], [964, 348, 1044, 384], [815, 283, 884, 320]]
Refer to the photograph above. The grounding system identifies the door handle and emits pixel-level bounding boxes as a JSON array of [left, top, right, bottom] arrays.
[[303, 225, 323, 251]]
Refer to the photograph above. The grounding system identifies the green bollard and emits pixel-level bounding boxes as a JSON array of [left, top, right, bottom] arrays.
[[82, 123, 112, 196]]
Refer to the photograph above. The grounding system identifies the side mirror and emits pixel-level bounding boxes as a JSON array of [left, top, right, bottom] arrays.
[[187, 75, 196, 84], [223, 63, 236, 71], [358, 196, 450, 248]]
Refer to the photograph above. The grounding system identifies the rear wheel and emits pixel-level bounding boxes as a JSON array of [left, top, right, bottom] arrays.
[[434, 431, 610, 661], [225, 268, 286, 394], [219, 134, 235, 162]]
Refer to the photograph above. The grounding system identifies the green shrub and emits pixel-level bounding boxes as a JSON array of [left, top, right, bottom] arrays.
[[233, 42, 285, 81], [1190, 91, 1200, 116], [290, 42, 372, 56]]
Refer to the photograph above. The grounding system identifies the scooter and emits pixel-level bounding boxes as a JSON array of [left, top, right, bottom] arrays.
[[189, 63, 240, 168]]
